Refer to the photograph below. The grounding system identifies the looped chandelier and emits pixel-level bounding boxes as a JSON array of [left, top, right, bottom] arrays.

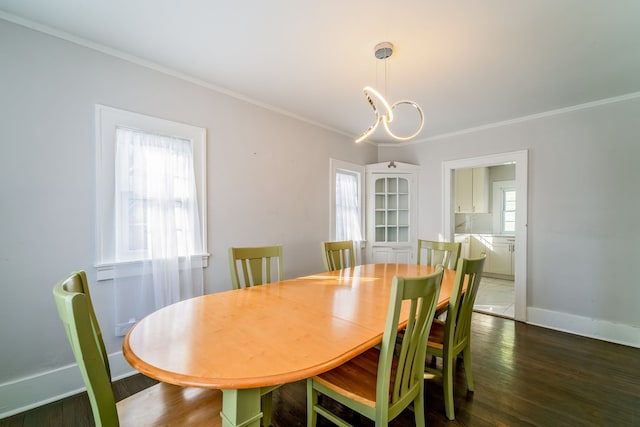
[[355, 42, 424, 144]]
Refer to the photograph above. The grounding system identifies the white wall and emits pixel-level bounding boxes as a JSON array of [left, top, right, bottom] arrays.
[[488, 164, 515, 184], [0, 19, 377, 416], [379, 96, 640, 345]]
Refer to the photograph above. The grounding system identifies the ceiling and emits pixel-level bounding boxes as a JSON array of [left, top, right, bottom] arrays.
[[2, 1, 640, 144]]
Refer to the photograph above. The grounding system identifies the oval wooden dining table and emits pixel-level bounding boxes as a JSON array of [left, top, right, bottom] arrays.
[[123, 263, 456, 427]]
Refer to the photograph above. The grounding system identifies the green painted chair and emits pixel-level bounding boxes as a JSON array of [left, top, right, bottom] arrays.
[[425, 256, 486, 420], [229, 245, 283, 289], [307, 267, 443, 427], [321, 240, 356, 271], [417, 239, 461, 317], [228, 245, 283, 425], [417, 239, 461, 270], [52, 271, 222, 427]]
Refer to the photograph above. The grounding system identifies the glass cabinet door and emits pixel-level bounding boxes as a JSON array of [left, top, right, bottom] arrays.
[[374, 176, 410, 243]]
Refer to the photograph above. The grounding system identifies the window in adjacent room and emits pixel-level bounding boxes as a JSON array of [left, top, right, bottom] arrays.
[[502, 188, 516, 233], [492, 180, 516, 235], [491, 181, 516, 235]]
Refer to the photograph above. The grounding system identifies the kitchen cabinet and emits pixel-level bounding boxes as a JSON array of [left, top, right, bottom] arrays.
[[454, 234, 471, 259], [469, 234, 515, 278], [366, 162, 419, 263], [485, 237, 515, 276], [454, 167, 488, 213], [469, 234, 485, 258]]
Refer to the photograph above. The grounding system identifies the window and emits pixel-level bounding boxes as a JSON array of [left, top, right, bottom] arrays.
[[96, 105, 208, 279], [330, 159, 364, 242], [114, 127, 200, 261], [492, 180, 516, 235], [502, 188, 516, 233]]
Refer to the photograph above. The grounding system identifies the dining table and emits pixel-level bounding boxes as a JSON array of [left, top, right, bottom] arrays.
[[123, 263, 457, 427]]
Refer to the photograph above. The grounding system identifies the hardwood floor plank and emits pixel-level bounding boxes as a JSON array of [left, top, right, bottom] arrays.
[[61, 394, 93, 427]]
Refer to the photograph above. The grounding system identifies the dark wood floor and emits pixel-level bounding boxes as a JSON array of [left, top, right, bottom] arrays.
[[2, 313, 639, 426]]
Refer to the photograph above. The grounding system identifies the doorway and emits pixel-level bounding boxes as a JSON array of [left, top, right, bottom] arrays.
[[442, 151, 528, 322]]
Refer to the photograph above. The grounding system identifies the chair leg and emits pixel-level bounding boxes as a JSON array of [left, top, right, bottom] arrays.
[[261, 392, 272, 426], [463, 346, 475, 392], [443, 353, 456, 420], [374, 413, 389, 426], [306, 379, 317, 427], [413, 385, 426, 427]]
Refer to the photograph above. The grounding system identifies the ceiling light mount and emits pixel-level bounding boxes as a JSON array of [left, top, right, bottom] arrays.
[[355, 41, 424, 144], [374, 42, 394, 60]]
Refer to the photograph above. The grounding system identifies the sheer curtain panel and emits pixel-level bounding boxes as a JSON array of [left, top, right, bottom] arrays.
[[112, 127, 204, 335], [335, 171, 363, 242]]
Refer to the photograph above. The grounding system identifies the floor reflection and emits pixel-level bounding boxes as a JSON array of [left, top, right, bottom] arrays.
[[474, 277, 514, 318]]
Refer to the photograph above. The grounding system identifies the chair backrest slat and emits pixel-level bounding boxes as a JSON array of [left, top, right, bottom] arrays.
[[417, 239, 461, 270], [229, 245, 283, 289], [321, 240, 356, 271], [446, 256, 486, 349]]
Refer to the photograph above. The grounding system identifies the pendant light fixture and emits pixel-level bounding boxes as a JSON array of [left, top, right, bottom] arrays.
[[355, 42, 424, 143]]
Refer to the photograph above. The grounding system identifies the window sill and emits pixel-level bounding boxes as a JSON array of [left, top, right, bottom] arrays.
[[95, 254, 210, 281]]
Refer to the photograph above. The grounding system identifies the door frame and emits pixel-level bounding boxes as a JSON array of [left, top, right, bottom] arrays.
[[442, 150, 528, 322]]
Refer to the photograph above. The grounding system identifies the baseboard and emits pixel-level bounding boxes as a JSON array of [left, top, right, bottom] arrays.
[[482, 272, 514, 281], [526, 307, 640, 348], [0, 351, 135, 419]]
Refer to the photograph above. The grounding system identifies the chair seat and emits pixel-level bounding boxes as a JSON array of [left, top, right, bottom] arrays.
[[427, 319, 446, 350], [313, 347, 398, 408], [117, 382, 222, 427]]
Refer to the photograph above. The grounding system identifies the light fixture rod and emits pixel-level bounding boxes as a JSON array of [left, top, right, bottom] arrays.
[[355, 41, 424, 143]]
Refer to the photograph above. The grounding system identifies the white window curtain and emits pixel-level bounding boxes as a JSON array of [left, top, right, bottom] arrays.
[[112, 127, 204, 335], [335, 171, 363, 242]]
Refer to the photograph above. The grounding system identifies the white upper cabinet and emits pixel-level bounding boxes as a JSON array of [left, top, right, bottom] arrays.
[[365, 162, 419, 264], [454, 168, 473, 212], [454, 167, 488, 213]]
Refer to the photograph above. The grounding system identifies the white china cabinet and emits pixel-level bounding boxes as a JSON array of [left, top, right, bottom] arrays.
[[365, 162, 419, 263]]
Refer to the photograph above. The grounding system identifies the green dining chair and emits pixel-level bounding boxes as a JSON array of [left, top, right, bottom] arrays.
[[228, 245, 283, 425], [53, 271, 222, 427], [321, 240, 356, 271], [417, 239, 461, 270], [307, 267, 443, 427], [229, 245, 283, 289], [425, 256, 486, 420]]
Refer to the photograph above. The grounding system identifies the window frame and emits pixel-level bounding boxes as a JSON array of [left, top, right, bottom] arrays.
[[95, 105, 208, 280]]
